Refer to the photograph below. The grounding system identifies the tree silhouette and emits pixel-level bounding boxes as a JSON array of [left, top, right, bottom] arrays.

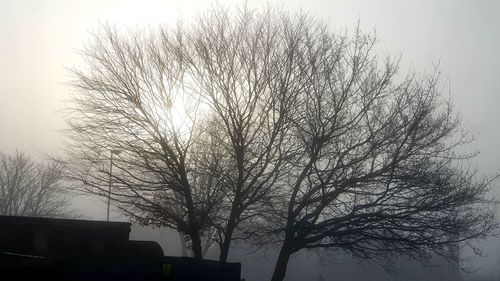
[[0, 151, 71, 217], [65, 6, 496, 273]]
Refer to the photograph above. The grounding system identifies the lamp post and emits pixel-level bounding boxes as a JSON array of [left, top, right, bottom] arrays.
[[107, 149, 121, 222]]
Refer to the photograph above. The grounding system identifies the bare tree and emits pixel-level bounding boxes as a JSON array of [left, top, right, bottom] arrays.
[[245, 25, 497, 281], [65, 23, 223, 258], [180, 8, 307, 261], [0, 151, 71, 217], [66, 7, 304, 261], [65, 6, 496, 271]]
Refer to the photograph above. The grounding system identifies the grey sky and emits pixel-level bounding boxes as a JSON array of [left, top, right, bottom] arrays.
[[1, 0, 499, 278], [1, 0, 499, 172]]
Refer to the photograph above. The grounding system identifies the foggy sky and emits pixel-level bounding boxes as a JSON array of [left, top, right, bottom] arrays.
[[1, 0, 499, 279]]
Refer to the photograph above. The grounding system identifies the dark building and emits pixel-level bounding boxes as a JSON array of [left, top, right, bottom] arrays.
[[0, 215, 136, 258], [0, 215, 240, 281]]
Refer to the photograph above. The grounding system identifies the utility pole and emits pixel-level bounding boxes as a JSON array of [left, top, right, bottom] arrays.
[[107, 149, 121, 222]]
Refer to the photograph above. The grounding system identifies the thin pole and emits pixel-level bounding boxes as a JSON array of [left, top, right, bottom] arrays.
[[106, 151, 114, 222]]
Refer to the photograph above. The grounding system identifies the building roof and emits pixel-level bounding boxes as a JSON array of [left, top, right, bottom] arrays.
[[0, 215, 131, 228]]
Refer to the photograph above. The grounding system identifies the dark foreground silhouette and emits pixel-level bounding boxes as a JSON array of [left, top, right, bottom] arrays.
[[0, 215, 240, 280]]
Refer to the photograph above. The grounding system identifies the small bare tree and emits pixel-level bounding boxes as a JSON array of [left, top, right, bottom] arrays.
[[0, 151, 71, 217]]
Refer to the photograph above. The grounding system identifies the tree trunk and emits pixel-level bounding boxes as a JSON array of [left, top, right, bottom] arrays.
[[270, 245, 293, 281], [219, 221, 236, 262], [190, 230, 203, 259], [219, 198, 241, 262], [179, 231, 188, 257], [181, 171, 203, 259]]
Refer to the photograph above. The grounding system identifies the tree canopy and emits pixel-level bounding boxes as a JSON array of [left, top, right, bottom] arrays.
[[65, 6, 497, 280]]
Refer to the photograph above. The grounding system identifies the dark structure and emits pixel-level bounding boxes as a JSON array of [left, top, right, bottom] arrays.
[[0, 216, 240, 280], [0, 215, 134, 258]]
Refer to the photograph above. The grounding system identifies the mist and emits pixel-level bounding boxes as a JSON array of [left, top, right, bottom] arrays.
[[1, 1, 499, 280]]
